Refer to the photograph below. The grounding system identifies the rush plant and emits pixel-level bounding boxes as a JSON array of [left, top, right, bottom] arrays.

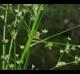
[[0, 4, 80, 70]]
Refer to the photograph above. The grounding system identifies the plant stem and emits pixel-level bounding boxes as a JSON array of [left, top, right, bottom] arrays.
[[50, 61, 75, 70], [30, 24, 80, 47], [51, 52, 65, 70], [20, 4, 44, 67], [6, 4, 21, 70], [23, 50, 30, 70], [6, 38, 13, 69], [14, 39, 16, 69], [2, 24, 6, 70], [2, 4, 8, 70], [31, 41, 80, 48]]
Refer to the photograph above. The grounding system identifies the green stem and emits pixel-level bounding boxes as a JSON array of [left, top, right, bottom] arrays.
[[20, 39, 32, 64], [50, 61, 75, 70], [14, 39, 16, 69], [6, 38, 13, 69], [51, 42, 75, 70], [6, 4, 21, 70], [31, 41, 80, 48], [23, 50, 30, 70], [2, 24, 6, 70], [35, 4, 48, 31], [30, 24, 80, 47], [51, 52, 65, 70], [2, 4, 8, 70], [20, 4, 44, 65]]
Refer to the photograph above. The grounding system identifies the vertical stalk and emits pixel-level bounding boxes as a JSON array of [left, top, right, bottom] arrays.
[[2, 4, 8, 70], [6, 4, 20, 70], [14, 39, 16, 69], [20, 4, 44, 68], [6, 38, 13, 69], [2, 23, 6, 70], [23, 49, 30, 69]]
